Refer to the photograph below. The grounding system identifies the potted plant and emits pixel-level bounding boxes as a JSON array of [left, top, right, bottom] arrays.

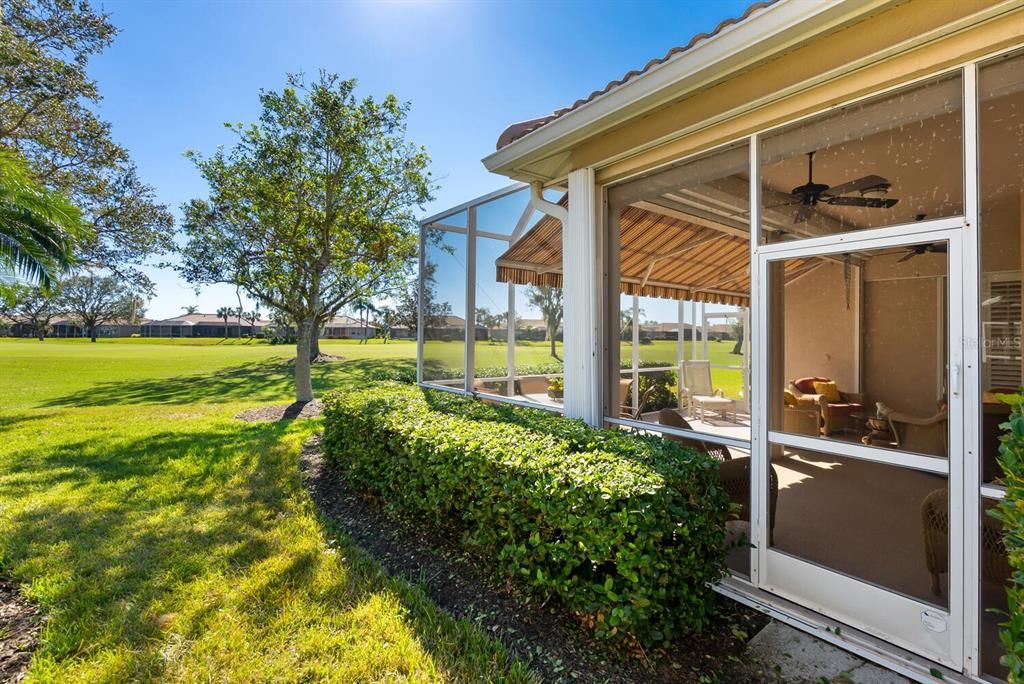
[[547, 376, 564, 399]]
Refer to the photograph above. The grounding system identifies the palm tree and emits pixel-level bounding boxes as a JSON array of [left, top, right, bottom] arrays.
[[243, 310, 259, 336], [353, 297, 377, 344], [216, 306, 232, 337], [181, 305, 199, 314], [0, 149, 89, 291]]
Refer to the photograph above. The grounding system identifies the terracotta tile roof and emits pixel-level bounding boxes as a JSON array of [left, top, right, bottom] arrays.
[[495, 1, 775, 150], [143, 313, 272, 326]]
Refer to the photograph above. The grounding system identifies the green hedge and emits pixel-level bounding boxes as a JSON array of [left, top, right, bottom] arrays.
[[322, 383, 729, 645], [993, 393, 1024, 681]]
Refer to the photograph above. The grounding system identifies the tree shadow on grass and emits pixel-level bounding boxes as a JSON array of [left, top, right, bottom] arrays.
[[1, 413, 527, 680], [39, 358, 419, 409]]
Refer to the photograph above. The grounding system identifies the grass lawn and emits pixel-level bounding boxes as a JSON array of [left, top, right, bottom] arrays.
[[0, 338, 534, 682], [427, 338, 746, 399]]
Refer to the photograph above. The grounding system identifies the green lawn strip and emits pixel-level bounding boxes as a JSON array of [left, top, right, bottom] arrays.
[[0, 340, 534, 682]]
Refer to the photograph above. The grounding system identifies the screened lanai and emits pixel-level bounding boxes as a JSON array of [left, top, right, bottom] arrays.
[[418, 181, 771, 446]]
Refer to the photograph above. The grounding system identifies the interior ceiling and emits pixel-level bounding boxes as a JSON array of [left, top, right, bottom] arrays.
[[492, 82, 1023, 306]]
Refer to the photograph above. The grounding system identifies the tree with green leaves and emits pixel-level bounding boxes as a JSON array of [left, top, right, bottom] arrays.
[[58, 271, 134, 342], [4, 282, 60, 340], [374, 306, 396, 344], [0, 148, 89, 293], [526, 285, 563, 359], [394, 262, 449, 340], [180, 72, 432, 402], [181, 305, 199, 314], [0, 0, 174, 294]]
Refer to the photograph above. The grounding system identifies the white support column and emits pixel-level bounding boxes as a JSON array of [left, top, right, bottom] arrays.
[[632, 295, 640, 409], [506, 282, 516, 397], [464, 206, 477, 393], [961, 61, 982, 677], [416, 223, 426, 384], [563, 167, 602, 425], [677, 299, 685, 366]]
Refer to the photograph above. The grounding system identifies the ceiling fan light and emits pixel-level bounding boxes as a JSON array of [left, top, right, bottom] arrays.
[[860, 183, 891, 199]]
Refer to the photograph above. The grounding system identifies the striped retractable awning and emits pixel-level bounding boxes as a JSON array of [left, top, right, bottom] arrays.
[[495, 203, 815, 306]]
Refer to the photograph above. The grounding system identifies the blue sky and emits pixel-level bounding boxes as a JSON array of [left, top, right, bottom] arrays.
[[89, 0, 754, 320]]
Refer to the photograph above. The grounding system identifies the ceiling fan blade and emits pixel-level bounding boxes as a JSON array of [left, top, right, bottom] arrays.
[[821, 175, 890, 198], [827, 196, 899, 208], [930, 243, 948, 253], [896, 251, 916, 263]]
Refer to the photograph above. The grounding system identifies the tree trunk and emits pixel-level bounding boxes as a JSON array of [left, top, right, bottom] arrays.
[[90, 323, 97, 343], [295, 317, 315, 403], [549, 326, 556, 359], [731, 338, 742, 355], [309, 327, 320, 362]]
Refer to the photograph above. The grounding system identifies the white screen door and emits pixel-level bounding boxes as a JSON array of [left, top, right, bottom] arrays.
[[753, 223, 964, 668]]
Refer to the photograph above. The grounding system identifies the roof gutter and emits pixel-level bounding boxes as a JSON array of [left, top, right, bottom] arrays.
[[482, 0, 900, 182]]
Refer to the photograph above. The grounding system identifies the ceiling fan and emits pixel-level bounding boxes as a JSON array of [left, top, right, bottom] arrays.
[[896, 242, 947, 263], [777, 151, 900, 223]]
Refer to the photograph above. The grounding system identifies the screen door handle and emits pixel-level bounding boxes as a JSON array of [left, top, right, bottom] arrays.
[[952, 362, 962, 398]]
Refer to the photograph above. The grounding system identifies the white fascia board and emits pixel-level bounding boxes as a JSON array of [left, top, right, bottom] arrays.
[[481, 0, 900, 180]]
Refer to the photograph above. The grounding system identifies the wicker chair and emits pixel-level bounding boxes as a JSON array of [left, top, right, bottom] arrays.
[[922, 488, 1010, 596], [718, 456, 780, 544], [657, 408, 732, 461], [788, 376, 864, 436]]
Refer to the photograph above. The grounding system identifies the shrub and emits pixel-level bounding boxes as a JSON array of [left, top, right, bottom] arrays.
[[322, 383, 729, 646], [992, 393, 1024, 681], [637, 368, 677, 412]]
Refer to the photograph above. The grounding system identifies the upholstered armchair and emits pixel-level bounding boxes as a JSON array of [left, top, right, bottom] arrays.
[[787, 376, 864, 436]]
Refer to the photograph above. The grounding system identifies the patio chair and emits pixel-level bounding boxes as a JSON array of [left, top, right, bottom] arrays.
[[886, 405, 948, 457], [787, 376, 864, 436], [679, 360, 736, 422], [624, 385, 657, 421], [922, 488, 1009, 596], [657, 408, 732, 461], [718, 456, 779, 545]]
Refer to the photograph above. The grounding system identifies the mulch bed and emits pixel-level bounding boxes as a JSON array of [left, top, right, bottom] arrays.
[[301, 435, 772, 683], [0, 579, 43, 683], [236, 400, 323, 422]]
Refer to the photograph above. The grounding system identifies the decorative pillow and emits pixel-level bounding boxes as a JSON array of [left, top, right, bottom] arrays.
[[783, 389, 798, 407], [812, 380, 841, 403]]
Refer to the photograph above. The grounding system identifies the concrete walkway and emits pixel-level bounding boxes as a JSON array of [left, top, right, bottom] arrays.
[[747, 622, 911, 683]]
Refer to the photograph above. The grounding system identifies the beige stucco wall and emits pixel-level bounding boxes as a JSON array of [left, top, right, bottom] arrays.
[[862, 275, 944, 415], [782, 261, 858, 391]]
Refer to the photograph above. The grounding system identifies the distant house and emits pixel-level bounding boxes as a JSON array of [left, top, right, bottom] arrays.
[[425, 315, 487, 342], [389, 324, 414, 340], [515, 317, 561, 342], [323, 315, 375, 339], [51, 317, 149, 338], [140, 313, 271, 338], [0, 315, 34, 337]]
